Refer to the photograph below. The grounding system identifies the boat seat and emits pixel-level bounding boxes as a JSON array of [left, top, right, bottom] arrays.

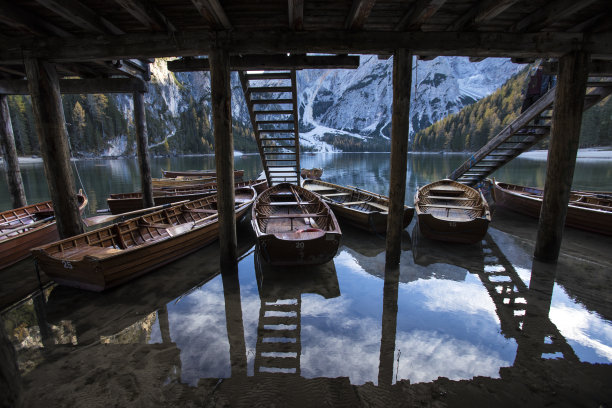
[[186, 208, 217, 214], [73, 245, 123, 260], [342, 201, 367, 206], [365, 202, 388, 211], [139, 222, 174, 229], [261, 201, 316, 206], [425, 195, 473, 201], [262, 213, 325, 219], [428, 187, 464, 196], [303, 185, 335, 192], [321, 193, 350, 197], [420, 204, 481, 210]]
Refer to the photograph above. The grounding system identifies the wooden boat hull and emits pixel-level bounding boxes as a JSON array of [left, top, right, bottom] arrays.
[[32, 188, 255, 291], [491, 180, 612, 235], [303, 179, 414, 234], [1, 193, 88, 270], [108, 190, 216, 214], [152, 176, 216, 188], [252, 183, 341, 266], [162, 169, 244, 180], [415, 179, 490, 244]]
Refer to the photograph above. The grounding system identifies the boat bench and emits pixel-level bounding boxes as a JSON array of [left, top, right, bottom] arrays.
[[420, 204, 481, 210], [186, 208, 217, 214], [321, 193, 350, 197], [426, 195, 473, 201], [365, 202, 389, 211], [261, 213, 326, 219], [139, 222, 175, 229], [261, 201, 315, 206], [341, 201, 367, 206]]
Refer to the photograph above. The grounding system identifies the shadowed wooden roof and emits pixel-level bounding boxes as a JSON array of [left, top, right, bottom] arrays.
[[0, 0, 610, 81]]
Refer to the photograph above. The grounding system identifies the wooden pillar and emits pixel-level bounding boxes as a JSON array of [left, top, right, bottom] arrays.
[[133, 91, 154, 208], [386, 49, 412, 266], [534, 52, 589, 262], [25, 58, 84, 238], [210, 46, 237, 268], [0, 321, 21, 408], [378, 266, 400, 387], [0, 95, 27, 208]]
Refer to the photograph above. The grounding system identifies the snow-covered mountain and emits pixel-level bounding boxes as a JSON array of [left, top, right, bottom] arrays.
[[104, 56, 523, 155]]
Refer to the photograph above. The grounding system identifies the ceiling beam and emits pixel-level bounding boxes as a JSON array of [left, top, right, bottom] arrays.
[[34, 0, 124, 35], [543, 59, 612, 77], [0, 1, 71, 37], [191, 0, 232, 29], [1, 30, 610, 63], [474, 0, 520, 25], [512, 0, 599, 32], [0, 77, 146, 95], [288, 0, 304, 30], [167, 54, 361, 71], [395, 0, 447, 31], [113, 0, 176, 32], [345, 0, 377, 30]]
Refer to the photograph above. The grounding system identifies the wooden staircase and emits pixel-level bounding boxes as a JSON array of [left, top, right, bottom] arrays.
[[254, 296, 302, 375], [239, 70, 301, 186], [449, 81, 612, 186]]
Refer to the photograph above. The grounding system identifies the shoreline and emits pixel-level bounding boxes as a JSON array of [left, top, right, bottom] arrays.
[[2, 147, 612, 164]]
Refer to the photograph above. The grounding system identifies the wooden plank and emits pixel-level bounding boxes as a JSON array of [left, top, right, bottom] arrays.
[[167, 55, 360, 72], [386, 48, 411, 266], [0, 78, 146, 95], [113, 0, 176, 32], [191, 0, 232, 29], [535, 51, 589, 262], [133, 91, 154, 208], [512, 0, 599, 32], [288, 0, 304, 30], [24, 57, 84, 239], [0, 2, 71, 38], [3, 31, 609, 64], [395, 0, 447, 31], [35, 0, 124, 35], [0, 95, 26, 208], [210, 46, 236, 267], [474, 0, 520, 25], [345, 0, 377, 30]]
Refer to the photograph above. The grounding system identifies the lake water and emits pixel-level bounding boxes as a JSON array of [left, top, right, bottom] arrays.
[[1, 152, 611, 406]]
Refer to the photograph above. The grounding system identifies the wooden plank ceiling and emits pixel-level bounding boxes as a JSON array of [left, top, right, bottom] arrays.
[[0, 0, 610, 81]]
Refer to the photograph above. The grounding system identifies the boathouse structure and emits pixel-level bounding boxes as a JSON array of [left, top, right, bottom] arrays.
[[0, 1, 611, 265]]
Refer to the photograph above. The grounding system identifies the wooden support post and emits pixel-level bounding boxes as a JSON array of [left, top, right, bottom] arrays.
[[0, 94, 27, 208], [133, 91, 154, 208], [378, 266, 400, 387], [24, 58, 84, 238], [385, 48, 412, 266], [0, 322, 21, 408], [210, 46, 237, 268], [534, 51, 589, 262]]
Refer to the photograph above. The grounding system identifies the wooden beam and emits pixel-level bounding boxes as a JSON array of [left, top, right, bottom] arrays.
[[209, 46, 237, 268], [191, 0, 232, 29], [469, 57, 486, 63], [133, 91, 154, 208], [345, 0, 377, 30], [395, 0, 447, 31], [543, 59, 612, 76], [113, 0, 176, 32], [385, 48, 412, 266], [288, 0, 304, 30], [512, 0, 599, 32], [474, 0, 520, 25], [0, 94, 27, 208], [534, 51, 589, 262], [1, 31, 611, 63], [34, 0, 124, 35], [24, 57, 84, 239], [0, 78, 146, 95], [167, 54, 360, 72], [0, 1, 71, 37]]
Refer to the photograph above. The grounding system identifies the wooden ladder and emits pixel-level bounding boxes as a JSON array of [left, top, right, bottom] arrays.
[[449, 80, 612, 186], [239, 70, 301, 186], [254, 296, 302, 375]]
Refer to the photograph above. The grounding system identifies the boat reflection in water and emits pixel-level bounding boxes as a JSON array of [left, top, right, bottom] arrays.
[[1, 221, 611, 406]]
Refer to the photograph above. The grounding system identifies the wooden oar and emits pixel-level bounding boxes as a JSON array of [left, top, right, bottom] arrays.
[[83, 200, 190, 227], [0, 216, 55, 239]]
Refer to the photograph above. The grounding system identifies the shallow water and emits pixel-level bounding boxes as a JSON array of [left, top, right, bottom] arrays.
[[1, 153, 611, 406]]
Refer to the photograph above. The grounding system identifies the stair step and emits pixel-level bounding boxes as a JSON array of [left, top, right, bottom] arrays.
[[254, 110, 294, 115], [265, 159, 297, 163], [261, 315, 299, 325], [245, 72, 292, 80], [256, 342, 300, 353], [251, 98, 293, 104], [261, 137, 296, 141], [259, 129, 297, 134], [248, 86, 292, 94], [256, 120, 295, 125]]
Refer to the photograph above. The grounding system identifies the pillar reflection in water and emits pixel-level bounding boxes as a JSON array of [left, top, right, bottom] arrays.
[[0, 315, 21, 407], [378, 265, 400, 387], [221, 265, 248, 377]]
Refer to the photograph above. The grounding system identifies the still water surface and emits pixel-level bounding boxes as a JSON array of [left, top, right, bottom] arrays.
[[1, 152, 611, 405]]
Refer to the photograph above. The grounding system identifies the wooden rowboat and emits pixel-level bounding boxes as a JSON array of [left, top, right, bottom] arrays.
[[31, 187, 256, 291], [491, 179, 612, 235], [300, 168, 323, 180], [415, 179, 490, 244], [252, 183, 341, 266], [1, 192, 88, 270], [151, 176, 216, 188], [162, 169, 244, 180], [107, 180, 268, 214], [303, 179, 414, 234]]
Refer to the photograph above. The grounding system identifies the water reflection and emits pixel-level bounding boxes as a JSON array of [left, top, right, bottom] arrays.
[[1, 220, 611, 405]]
